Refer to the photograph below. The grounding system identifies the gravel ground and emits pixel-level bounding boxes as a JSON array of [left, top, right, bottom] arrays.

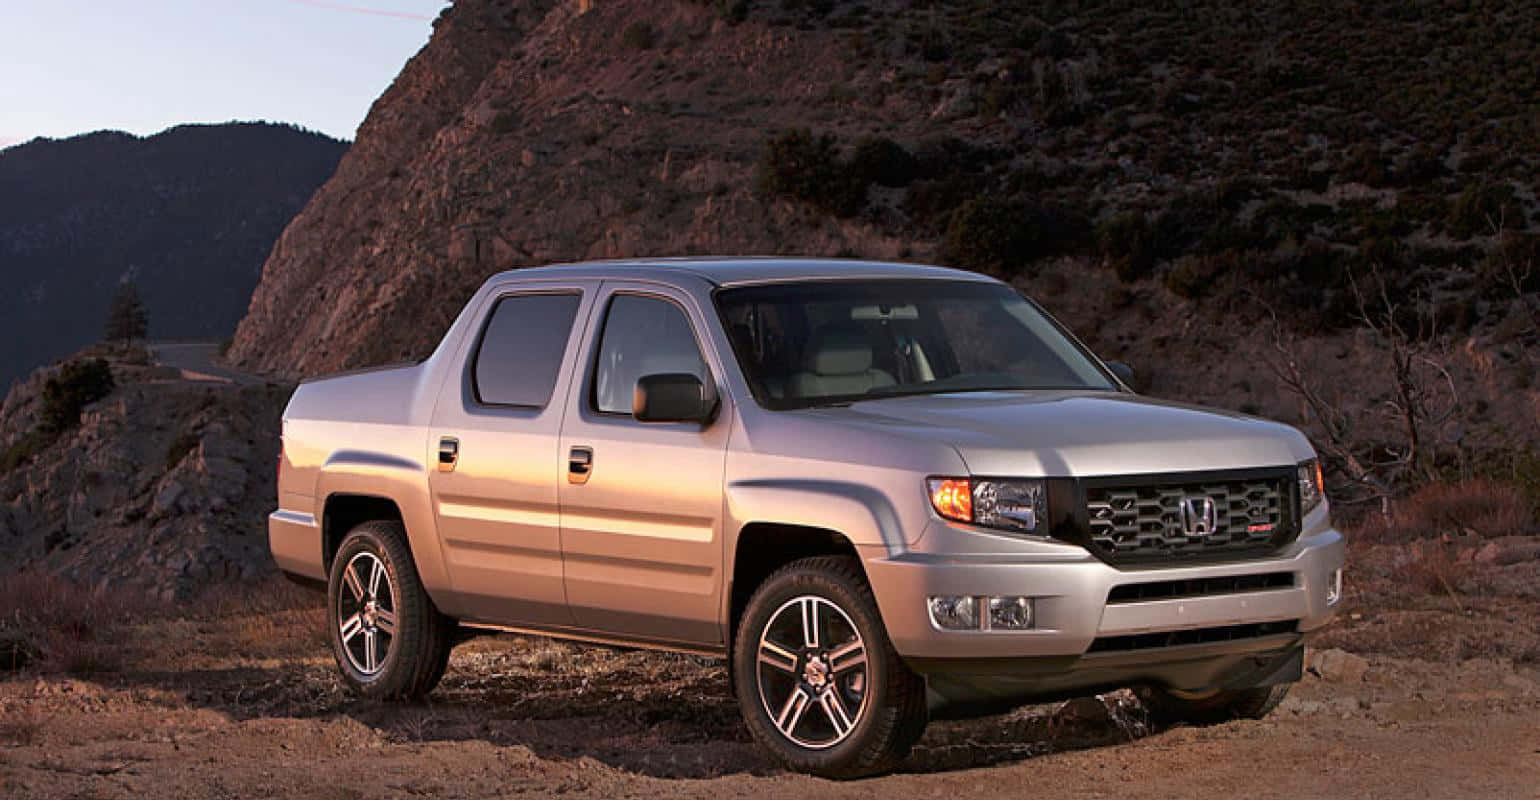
[[4, 540, 1539, 798]]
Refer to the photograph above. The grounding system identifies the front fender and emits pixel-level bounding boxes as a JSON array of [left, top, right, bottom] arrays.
[[725, 478, 917, 552]]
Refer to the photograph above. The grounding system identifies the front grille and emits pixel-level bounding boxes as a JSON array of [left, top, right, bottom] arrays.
[[1087, 620, 1299, 653], [1106, 571, 1295, 604], [1081, 469, 1297, 563]]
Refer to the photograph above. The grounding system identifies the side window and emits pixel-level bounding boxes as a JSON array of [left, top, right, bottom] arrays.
[[472, 293, 582, 408], [593, 295, 707, 415]]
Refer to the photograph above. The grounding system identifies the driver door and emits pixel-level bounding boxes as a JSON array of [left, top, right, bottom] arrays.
[[557, 282, 731, 645]]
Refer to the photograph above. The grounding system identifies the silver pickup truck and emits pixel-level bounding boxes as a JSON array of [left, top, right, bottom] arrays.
[[270, 257, 1344, 777]]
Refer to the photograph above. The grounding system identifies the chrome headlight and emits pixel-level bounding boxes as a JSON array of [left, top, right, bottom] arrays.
[[928, 477, 1046, 534], [1297, 458, 1325, 514]]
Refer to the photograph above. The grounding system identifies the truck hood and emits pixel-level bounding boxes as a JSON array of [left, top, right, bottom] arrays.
[[799, 391, 1312, 476]]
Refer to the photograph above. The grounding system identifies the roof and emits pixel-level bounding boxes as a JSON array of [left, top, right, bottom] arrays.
[[487, 256, 997, 288]]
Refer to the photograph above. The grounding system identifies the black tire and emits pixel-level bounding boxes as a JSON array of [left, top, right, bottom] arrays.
[[327, 520, 454, 700], [732, 556, 927, 779], [1142, 683, 1291, 725]]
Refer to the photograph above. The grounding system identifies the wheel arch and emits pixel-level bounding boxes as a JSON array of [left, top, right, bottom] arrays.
[[322, 493, 405, 573], [729, 522, 865, 645], [314, 449, 451, 600], [723, 478, 909, 645]]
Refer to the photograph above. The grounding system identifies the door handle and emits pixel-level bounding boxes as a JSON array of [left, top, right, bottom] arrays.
[[568, 446, 593, 484], [438, 437, 459, 472]]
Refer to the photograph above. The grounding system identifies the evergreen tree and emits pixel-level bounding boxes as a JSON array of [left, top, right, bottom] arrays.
[[104, 281, 149, 342]]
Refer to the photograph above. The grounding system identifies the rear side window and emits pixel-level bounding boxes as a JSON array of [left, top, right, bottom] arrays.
[[473, 293, 581, 408], [592, 295, 707, 414]]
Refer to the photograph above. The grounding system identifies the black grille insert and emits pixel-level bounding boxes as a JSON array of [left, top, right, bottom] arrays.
[[1078, 468, 1299, 564], [1087, 620, 1299, 654], [1106, 572, 1295, 604]]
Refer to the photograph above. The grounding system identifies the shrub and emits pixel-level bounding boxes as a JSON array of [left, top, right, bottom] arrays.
[[940, 196, 1089, 275], [39, 359, 114, 434], [1163, 253, 1225, 299], [1393, 539, 1472, 599], [489, 110, 519, 134], [1479, 231, 1540, 293], [0, 572, 150, 674], [1096, 212, 1157, 282], [1162, 250, 1252, 299], [911, 136, 1003, 181], [848, 137, 916, 188], [1249, 197, 1317, 244], [1357, 479, 1535, 542], [1150, 189, 1227, 261], [903, 180, 985, 235], [1393, 143, 1448, 186], [755, 129, 865, 217], [1282, 238, 1347, 289], [1, 432, 48, 474], [621, 21, 656, 50], [1449, 182, 1520, 240], [1337, 143, 1390, 187]]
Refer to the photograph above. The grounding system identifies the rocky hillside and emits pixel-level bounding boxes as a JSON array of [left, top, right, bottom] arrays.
[[0, 123, 346, 390], [0, 346, 287, 599], [226, 0, 1537, 493]]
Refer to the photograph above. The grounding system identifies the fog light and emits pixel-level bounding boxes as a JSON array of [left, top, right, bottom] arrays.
[[1326, 568, 1343, 605], [928, 595, 979, 630], [988, 596, 1034, 630]]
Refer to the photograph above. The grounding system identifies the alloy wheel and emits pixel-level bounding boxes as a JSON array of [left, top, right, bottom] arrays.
[[336, 551, 399, 675], [755, 595, 870, 749]]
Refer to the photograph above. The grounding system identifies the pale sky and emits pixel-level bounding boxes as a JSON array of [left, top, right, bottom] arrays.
[[0, 0, 451, 147]]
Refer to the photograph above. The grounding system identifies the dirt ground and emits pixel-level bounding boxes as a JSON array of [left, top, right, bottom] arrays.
[[3, 544, 1540, 799]]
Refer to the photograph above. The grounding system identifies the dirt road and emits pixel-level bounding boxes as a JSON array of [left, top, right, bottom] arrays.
[[147, 342, 263, 385], [2, 602, 1537, 799]]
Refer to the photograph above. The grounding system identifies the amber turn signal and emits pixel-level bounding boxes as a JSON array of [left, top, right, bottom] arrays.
[[928, 478, 972, 523]]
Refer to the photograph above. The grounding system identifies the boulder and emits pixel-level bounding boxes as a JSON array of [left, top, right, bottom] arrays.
[[1309, 648, 1370, 683]]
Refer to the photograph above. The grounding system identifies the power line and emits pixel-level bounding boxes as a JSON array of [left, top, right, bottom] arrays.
[[283, 0, 439, 22]]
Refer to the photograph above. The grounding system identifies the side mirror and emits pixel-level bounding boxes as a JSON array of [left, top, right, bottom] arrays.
[[1106, 361, 1136, 388], [633, 373, 716, 424]]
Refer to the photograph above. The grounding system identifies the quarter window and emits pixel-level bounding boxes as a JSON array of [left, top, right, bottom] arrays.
[[593, 295, 707, 414], [472, 293, 581, 407]]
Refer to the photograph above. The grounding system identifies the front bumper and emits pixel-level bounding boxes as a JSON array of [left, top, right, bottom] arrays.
[[860, 512, 1343, 702]]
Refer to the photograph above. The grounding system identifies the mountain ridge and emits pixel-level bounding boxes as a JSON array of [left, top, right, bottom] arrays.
[[0, 120, 347, 390]]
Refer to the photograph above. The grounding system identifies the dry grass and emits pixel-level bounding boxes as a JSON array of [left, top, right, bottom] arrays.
[[1355, 479, 1535, 543], [1392, 540, 1473, 609], [0, 708, 42, 746], [0, 572, 161, 675], [189, 575, 330, 657]]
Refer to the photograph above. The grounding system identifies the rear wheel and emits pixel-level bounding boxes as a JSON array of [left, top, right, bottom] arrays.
[[327, 520, 454, 699], [1142, 683, 1291, 725], [732, 556, 927, 779]]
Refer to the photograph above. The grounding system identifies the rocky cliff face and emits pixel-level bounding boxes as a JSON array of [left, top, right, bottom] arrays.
[[229, 0, 948, 377], [229, 0, 1538, 469], [0, 348, 287, 599], [229, 0, 1539, 383]]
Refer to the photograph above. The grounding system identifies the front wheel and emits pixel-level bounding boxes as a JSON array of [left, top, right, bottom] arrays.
[[1141, 683, 1291, 725], [732, 556, 927, 779], [327, 520, 455, 699]]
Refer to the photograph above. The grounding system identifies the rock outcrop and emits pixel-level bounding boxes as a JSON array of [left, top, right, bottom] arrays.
[[0, 347, 287, 599]]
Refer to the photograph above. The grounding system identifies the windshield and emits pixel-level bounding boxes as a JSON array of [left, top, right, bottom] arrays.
[[715, 279, 1118, 409]]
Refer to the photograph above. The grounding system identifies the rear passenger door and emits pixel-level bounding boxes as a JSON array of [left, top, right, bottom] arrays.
[[557, 282, 731, 645], [428, 282, 596, 628]]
